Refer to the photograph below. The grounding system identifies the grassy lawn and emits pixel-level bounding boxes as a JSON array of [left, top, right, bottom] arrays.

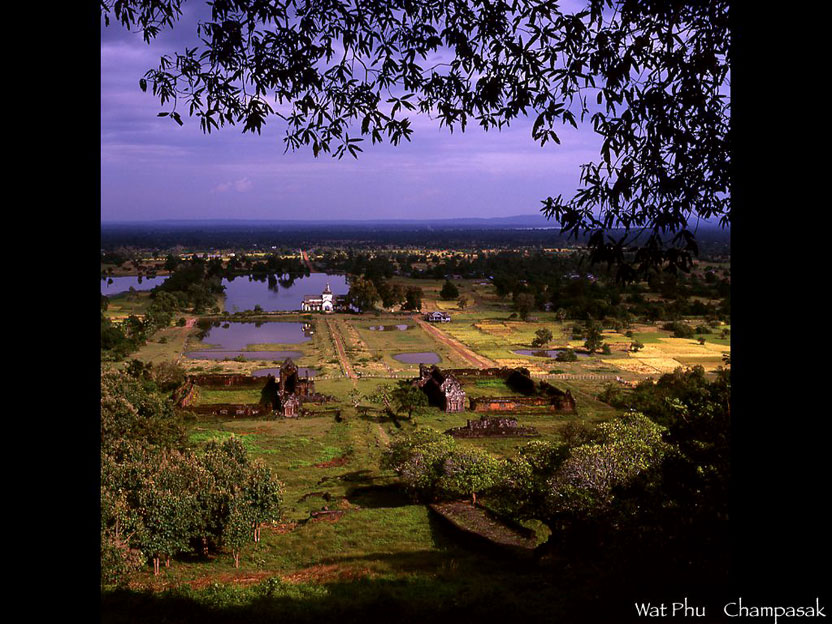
[[348, 317, 470, 375], [131, 324, 197, 365], [103, 290, 154, 320], [194, 387, 265, 405], [141, 362, 623, 593]]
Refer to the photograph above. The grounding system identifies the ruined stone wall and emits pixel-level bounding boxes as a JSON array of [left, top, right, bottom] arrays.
[[189, 374, 265, 387], [187, 404, 271, 418], [446, 416, 539, 438], [174, 378, 198, 407], [469, 396, 552, 412], [444, 368, 513, 379]]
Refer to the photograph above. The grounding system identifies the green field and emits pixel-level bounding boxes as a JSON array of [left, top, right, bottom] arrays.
[[127, 370, 619, 597], [103, 267, 732, 620]]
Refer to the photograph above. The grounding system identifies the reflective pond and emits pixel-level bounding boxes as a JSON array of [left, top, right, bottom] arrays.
[[197, 322, 311, 349], [101, 275, 168, 296], [222, 273, 349, 312], [185, 321, 311, 361], [183, 350, 304, 361], [252, 367, 318, 378], [392, 352, 441, 364], [368, 325, 411, 331]]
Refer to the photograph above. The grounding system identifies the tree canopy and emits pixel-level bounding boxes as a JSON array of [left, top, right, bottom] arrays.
[[101, 0, 729, 277]]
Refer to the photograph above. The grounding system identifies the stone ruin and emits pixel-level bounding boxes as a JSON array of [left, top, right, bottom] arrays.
[[411, 364, 577, 415], [445, 416, 539, 438], [260, 358, 318, 417], [177, 358, 329, 418], [415, 364, 466, 413]]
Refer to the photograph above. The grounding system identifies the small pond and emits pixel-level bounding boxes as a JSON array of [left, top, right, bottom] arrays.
[[197, 322, 311, 349], [184, 350, 304, 361], [392, 352, 441, 364], [252, 367, 318, 378], [513, 349, 590, 359], [222, 273, 349, 312], [368, 324, 411, 331], [185, 321, 311, 361], [101, 275, 168, 296]]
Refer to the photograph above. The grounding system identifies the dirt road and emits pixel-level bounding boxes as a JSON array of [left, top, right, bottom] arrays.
[[414, 317, 497, 369], [300, 250, 314, 273], [326, 318, 357, 379]]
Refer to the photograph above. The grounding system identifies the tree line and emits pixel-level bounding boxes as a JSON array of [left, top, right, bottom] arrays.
[[101, 368, 284, 586], [381, 365, 730, 581]]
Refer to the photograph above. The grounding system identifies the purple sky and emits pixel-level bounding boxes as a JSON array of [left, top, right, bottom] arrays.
[[101, 2, 600, 222]]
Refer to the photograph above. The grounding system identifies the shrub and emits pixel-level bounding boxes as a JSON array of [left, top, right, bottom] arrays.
[[662, 321, 694, 338], [556, 349, 578, 362]]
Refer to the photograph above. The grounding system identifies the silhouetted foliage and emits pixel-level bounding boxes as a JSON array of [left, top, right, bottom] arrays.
[[101, 0, 729, 277]]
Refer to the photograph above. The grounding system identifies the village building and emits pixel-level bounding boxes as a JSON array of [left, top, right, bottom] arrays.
[[300, 283, 347, 313], [415, 364, 466, 412], [424, 311, 451, 323]]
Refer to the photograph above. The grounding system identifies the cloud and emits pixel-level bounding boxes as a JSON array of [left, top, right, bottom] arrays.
[[212, 177, 253, 193]]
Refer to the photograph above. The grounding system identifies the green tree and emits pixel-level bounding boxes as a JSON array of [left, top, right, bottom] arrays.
[[583, 319, 604, 354], [531, 328, 554, 348], [146, 291, 179, 329], [100, 369, 185, 453], [391, 381, 430, 419], [437, 447, 502, 505], [514, 293, 535, 321], [550, 413, 670, 515], [136, 454, 199, 575], [382, 428, 458, 500], [457, 296, 469, 310], [555, 349, 578, 362], [440, 280, 460, 300], [366, 382, 395, 415], [346, 276, 380, 312], [242, 460, 284, 541], [223, 498, 255, 569], [402, 287, 423, 311]]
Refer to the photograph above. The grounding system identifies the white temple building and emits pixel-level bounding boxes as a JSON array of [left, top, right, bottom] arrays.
[[300, 283, 346, 313]]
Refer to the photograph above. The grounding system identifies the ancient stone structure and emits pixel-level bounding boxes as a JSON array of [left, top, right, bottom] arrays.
[[537, 381, 577, 412], [469, 396, 553, 412], [177, 359, 327, 418], [442, 367, 513, 378], [469, 388, 576, 413], [188, 374, 264, 387], [409, 365, 577, 415], [187, 404, 271, 418], [415, 364, 466, 412], [262, 358, 317, 417], [445, 416, 539, 438]]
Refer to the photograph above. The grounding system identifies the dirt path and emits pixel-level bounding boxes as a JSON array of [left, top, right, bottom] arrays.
[[414, 317, 497, 368], [376, 423, 391, 446], [326, 318, 357, 379], [300, 249, 314, 273]]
